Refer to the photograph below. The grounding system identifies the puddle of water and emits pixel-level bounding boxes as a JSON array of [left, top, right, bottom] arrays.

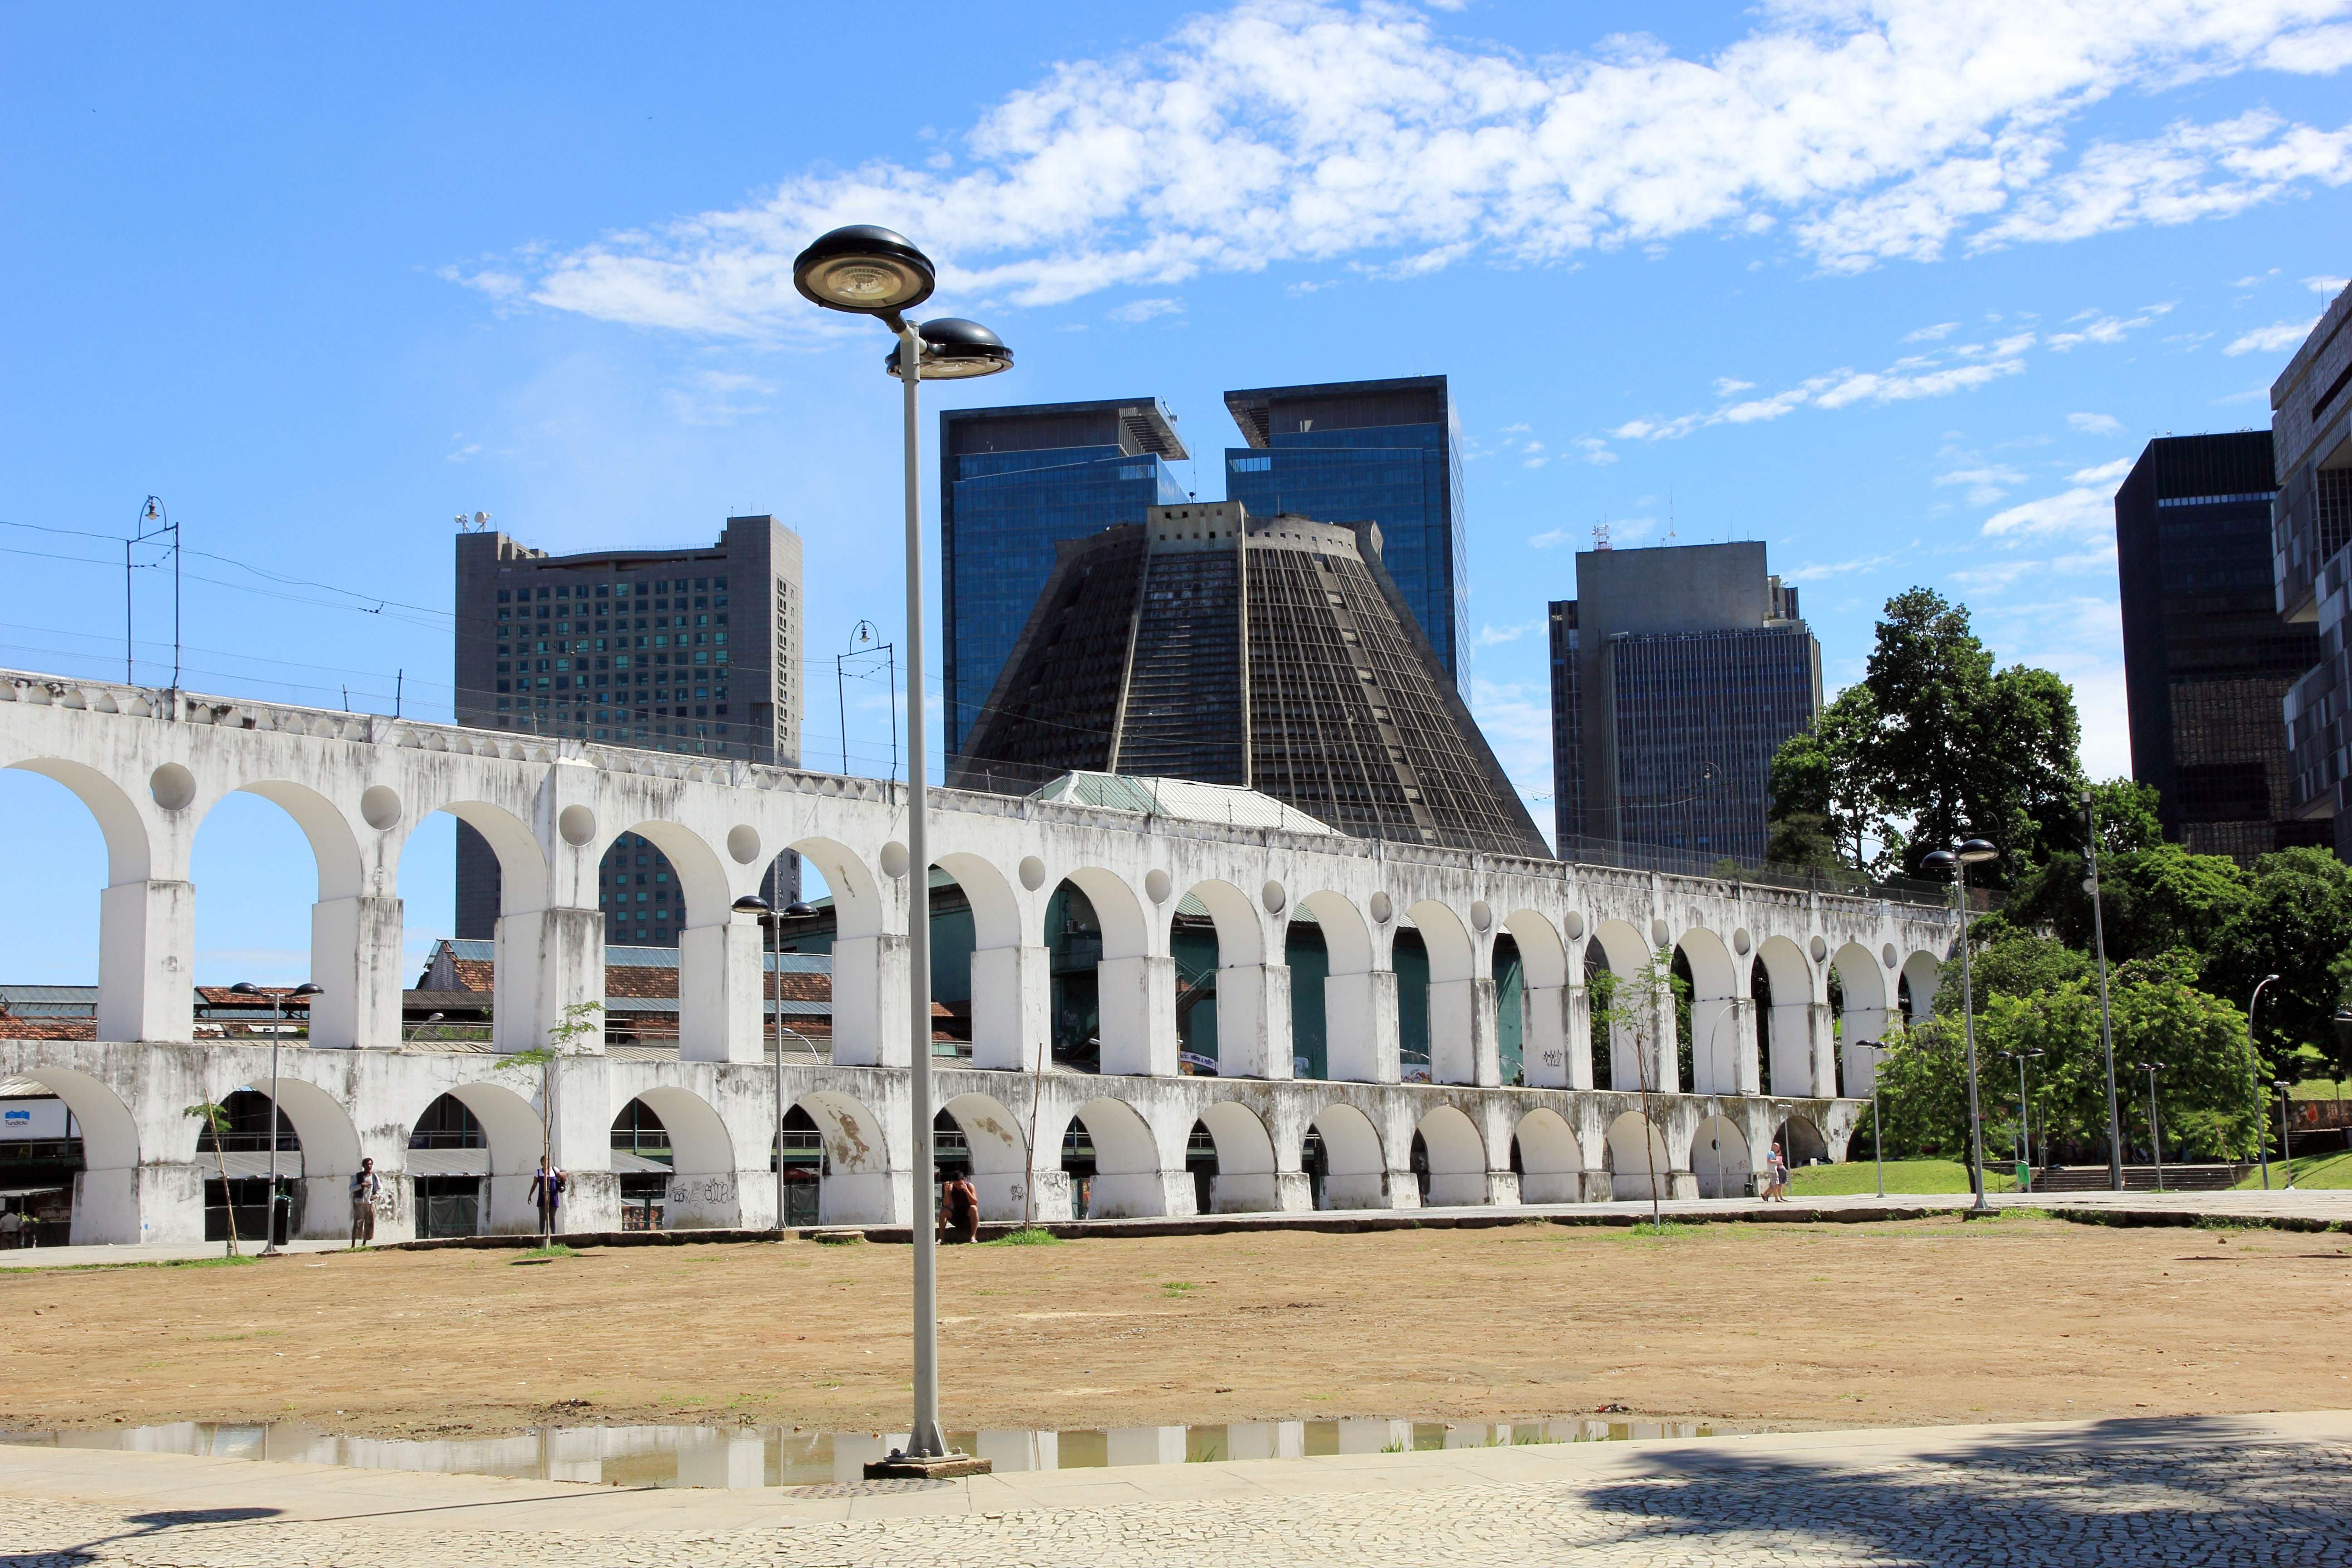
[[0, 1416, 1742, 1489]]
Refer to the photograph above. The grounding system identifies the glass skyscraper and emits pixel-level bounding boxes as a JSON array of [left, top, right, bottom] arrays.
[[1222, 376, 1467, 686], [940, 398, 1189, 755]]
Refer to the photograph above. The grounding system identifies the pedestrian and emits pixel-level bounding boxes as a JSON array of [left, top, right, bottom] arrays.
[[349, 1157, 381, 1248], [939, 1168, 980, 1245], [0, 1205, 21, 1250], [1765, 1144, 1789, 1202], [530, 1156, 566, 1238]]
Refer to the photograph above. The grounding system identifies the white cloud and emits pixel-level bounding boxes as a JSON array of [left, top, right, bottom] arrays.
[[1531, 516, 1651, 549], [2309, 274, 2351, 293], [467, 1, 2352, 336], [2069, 457, 2133, 484], [2226, 317, 2322, 354], [2066, 411, 2124, 435], [1616, 346, 2029, 441], [1106, 296, 1183, 323], [1936, 464, 2027, 505], [2044, 306, 2170, 352], [1782, 553, 1898, 584], [1903, 322, 1961, 342], [1569, 436, 1617, 465], [1982, 479, 2120, 541], [662, 368, 774, 425], [1712, 377, 1756, 397], [1474, 617, 1544, 648]]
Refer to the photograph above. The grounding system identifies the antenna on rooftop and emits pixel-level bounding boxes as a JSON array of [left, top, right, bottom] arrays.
[[1593, 521, 1611, 551]]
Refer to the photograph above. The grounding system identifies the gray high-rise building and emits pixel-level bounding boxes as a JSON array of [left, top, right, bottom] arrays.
[[1222, 375, 1467, 686], [2274, 279, 2352, 858], [1549, 541, 1820, 865], [2117, 431, 2323, 862], [939, 398, 1189, 757], [949, 502, 1548, 860], [452, 516, 803, 941]]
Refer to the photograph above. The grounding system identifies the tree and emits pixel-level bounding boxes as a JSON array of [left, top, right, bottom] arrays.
[[1766, 686, 1896, 873], [1589, 947, 1686, 1228], [497, 1000, 606, 1178], [2204, 848, 2352, 1081], [186, 1100, 240, 1257], [1765, 589, 2083, 882], [2001, 783, 2247, 963]]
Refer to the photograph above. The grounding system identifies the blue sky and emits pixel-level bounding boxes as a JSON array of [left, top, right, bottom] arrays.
[[3, 1, 2348, 985]]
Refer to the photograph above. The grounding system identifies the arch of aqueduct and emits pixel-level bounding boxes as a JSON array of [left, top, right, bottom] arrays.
[[0, 669, 1955, 1244]]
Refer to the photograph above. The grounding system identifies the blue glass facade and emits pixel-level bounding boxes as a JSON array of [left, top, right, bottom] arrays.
[[941, 403, 1188, 754], [1221, 378, 1466, 685]]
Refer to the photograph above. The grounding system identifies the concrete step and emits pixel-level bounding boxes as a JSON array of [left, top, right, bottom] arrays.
[[2032, 1165, 2249, 1193]]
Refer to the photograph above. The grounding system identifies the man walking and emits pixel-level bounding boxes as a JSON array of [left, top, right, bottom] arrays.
[[350, 1157, 381, 1248], [530, 1156, 565, 1239], [1764, 1144, 1789, 1203]]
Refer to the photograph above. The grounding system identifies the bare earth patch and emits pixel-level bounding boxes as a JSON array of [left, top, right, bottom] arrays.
[[4, 1215, 2346, 1439]]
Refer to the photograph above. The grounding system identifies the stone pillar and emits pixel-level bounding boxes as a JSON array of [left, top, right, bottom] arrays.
[[830, 932, 911, 1068], [1523, 983, 1579, 1088], [1215, 962, 1294, 1080], [1842, 995, 1891, 1094], [1650, 988, 1681, 1094], [309, 895, 405, 1049], [676, 918, 762, 1063], [1690, 994, 1754, 1096], [970, 944, 1049, 1073], [97, 878, 194, 1042], [1767, 997, 1825, 1097], [1325, 970, 1400, 1083], [492, 906, 604, 1056], [1808, 1000, 1838, 1097], [1097, 954, 1176, 1076], [1428, 976, 1499, 1086]]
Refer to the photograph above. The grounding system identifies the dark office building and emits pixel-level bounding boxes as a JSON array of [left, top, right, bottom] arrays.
[[1549, 542, 1820, 865], [452, 517, 803, 941], [2117, 431, 2322, 862], [1222, 376, 1468, 688], [949, 502, 1548, 860], [2272, 281, 2352, 859], [939, 398, 1189, 756]]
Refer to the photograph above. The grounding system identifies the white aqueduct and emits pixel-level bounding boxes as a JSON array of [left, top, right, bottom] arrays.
[[0, 668, 1955, 1245]]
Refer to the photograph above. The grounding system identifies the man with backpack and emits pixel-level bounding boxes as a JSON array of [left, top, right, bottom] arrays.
[[530, 1156, 566, 1238]]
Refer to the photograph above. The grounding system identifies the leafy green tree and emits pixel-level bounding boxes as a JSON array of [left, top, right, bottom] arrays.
[[497, 1000, 606, 1175], [1765, 588, 2082, 882], [2203, 848, 2352, 1081], [2002, 813, 2247, 964], [1588, 947, 1685, 1227], [186, 1100, 240, 1257]]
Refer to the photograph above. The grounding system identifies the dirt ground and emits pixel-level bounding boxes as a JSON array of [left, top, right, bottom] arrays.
[[5, 1216, 2348, 1440]]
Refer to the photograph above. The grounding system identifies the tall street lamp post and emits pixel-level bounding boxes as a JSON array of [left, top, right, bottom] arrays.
[[2275, 1079, 2298, 1190], [1863, 1039, 1886, 1199], [2081, 791, 2124, 1192], [2000, 1049, 2044, 1185], [1921, 839, 1999, 1214], [791, 225, 1014, 1469], [231, 980, 321, 1254], [2248, 974, 2280, 1189], [2139, 1061, 2167, 1192]]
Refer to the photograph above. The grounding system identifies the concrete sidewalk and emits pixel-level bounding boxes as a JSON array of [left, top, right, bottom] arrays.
[[6, 1411, 2350, 1564]]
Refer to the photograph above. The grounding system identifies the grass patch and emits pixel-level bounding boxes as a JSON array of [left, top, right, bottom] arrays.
[[511, 1243, 578, 1263], [1624, 1220, 1694, 1239], [2232, 1150, 2352, 1190], [984, 1227, 1063, 1247], [1786, 1159, 2019, 1197], [1160, 1280, 1198, 1297]]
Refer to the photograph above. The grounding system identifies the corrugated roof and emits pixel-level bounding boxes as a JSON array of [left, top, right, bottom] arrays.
[[1027, 772, 1338, 834], [0, 1077, 58, 1099], [432, 940, 826, 973], [405, 1147, 490, 1177]]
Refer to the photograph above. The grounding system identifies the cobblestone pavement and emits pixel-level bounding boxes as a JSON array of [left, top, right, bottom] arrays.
[[8, 1433, 2351, 1566]]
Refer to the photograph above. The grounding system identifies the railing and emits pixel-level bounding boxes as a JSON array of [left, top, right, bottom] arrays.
[[1553, 835, 1970, 910]]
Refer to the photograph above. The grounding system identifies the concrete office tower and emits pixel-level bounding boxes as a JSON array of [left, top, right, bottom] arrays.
[[949, 502, 1548, 860], [452, 516, 803, 940], [1548, 541, 1820, 865], [2118, 432, 2324, 862], [1223, 376, 1468, 687], [2274, 279, 2352, 859], [939, 398, 1189, 756]]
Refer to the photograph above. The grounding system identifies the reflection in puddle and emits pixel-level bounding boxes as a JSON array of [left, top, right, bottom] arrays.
[[2, 1416, 1738, 1489]]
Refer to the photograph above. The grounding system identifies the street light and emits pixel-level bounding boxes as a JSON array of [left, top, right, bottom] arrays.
[[1860, 1039, 1886, 1199], [734, 893, 821, 1231], [2274, 1079, 2297, 1191], [230, 979, 322, 1254], [2249, 974, 2281, 1190], [2081, 791, 2124, 1192], [793, 224, 1014, 1468], [2138, 1061, 2167, 1192], [1921, 837, 1999, 1213], [1999, 1049, 2045, 1184]]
